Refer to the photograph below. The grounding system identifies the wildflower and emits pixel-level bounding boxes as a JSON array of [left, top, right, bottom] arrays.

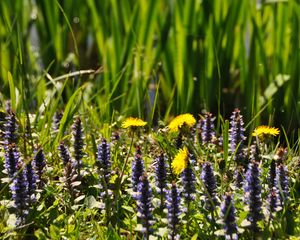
[[168, 113, 196, 132], [4, 144, 19, 178], [4, 111, 18, 145], [201, 162, 218, 211], [121, 117, 147, 129], [181, 156, 196, 202], [132, 146, 145, 192], [252, 126, 280, 139], [200, 112, 216, 144], [26, 161, 37, 203], [136, 174, 154, 238], [11, 161, 29, 226], [58, 143, 72, 166], [171, 147, 189, 175], [244, 161, 263, 232], [220, 193, 238, 240], [34, 148, 46, 189], [276, 164, 289, 205], [229, 109, 246, 166], [72, 117, 84, 171], [267, 187, 280, 218], [167, 182, 181, 240], [155, 153, 167, 208], [97, 138, 111, 196]]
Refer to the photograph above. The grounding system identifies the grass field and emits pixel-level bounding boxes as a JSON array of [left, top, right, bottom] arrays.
[[0, 0, 299, 239]]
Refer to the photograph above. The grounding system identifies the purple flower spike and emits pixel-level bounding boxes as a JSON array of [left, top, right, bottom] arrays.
[[201, 162, 218, 211], [244, 161, 263, 232], [72, 117, 84, 171], [34, 148, 46, 189], [58, 143, 72, 166], [200, 112, 216, 144], [97, 138, 111, 196], [4, 144, 19, 178], [131, 146, 145, 192], [155, 153, 167, 208], [220, 193, 238, 240], [229, 109, 246, 166], [136, 174, 154, 238], [276, 164, 289, 205], [4, 111, 18, 145], [181, 156, 196, 202], [167, 182, 181, 240], [26, 161, 37, 203], [11, 161, 29, 226]]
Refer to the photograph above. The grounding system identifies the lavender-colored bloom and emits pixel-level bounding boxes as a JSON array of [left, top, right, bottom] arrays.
[[220, 193, 238, 240], [234, 166, 244, 188], [244, 161, 263, 232], [34, 148, 46, 189], [26, 161, 37, 203], [181, 157, 196, 202], [72, 117, 84, 171], [276, 164, 289, 205], [4, 111, 18, 145], [167, 182, 181, 240], [200, 112, 216, 144], [4, 144, 19, 178], [97, 138, 111, 196], [229, 109, 246, 166], [58, 143, 72, 166], [267, 187, 280, 218], [132, 146, 145, 192], [136, 174, 154, 238], [201, 162, 218, 210], [63, 161, 80, 200], [11, 161, 29, 226]]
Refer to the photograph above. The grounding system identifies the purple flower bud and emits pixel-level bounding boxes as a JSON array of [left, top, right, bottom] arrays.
[[167, 182, 181, 240], [220, 193, 238, 240], [244, 161, 263, 232], [52, 111, 63, 131], [131, 146, 145, 192], [136, 174, 154, 237]]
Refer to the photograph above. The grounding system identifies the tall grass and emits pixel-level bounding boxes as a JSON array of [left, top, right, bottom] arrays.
[[0, 0, 299, 133]]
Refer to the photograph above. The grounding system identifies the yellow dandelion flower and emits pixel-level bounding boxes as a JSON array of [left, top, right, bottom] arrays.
[[121, 117, 147, 129], [171, 147, 189, 175], [168, 113, 196, 132], [252, 125, 280, 137]]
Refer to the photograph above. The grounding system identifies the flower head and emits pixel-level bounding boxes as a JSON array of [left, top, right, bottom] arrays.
[[200, 112, 216, 144], [171, 147, 189, 175], [132, 146, 145, 192], [167, 182, 181, 240], [168, 113, 196, 132], [220, 193, 238, 240], [252, 126, 280, 138], [121, 117, 147, 129]]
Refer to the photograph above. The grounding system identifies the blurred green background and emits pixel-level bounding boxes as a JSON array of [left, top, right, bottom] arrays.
[[0, 0, 299, 133]]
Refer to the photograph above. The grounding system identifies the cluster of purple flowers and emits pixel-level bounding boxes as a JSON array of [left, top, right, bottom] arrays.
[[199, 112, 216, 144], [131, 146, 145, 192], [72, 117, 84, 172]]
